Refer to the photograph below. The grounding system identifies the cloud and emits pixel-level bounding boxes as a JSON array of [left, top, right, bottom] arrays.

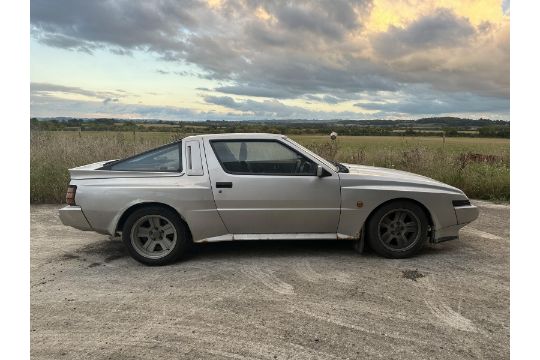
[[305, 94, 345, 104], [207, 56, 400, 99], [156, 68, 205, 77], [202, 93, 499, 119], [30, 0, 384, 97], [203, 95, 238, 109], [31, 82, 127, 100], [213, 85, 296, 99], [371, 8, 476, 57], [31, 93, 200, 120], [31, 0, 198, 52], [203, 95, 326, 118], [34, 32, 98, 54], [203, 95, 310, 117], [103, 98, 119, 105], [31, 92, 363, 120], [30, 0, 509, 119], [31, 82, 509, 120], [355, 86, 509, 115], [271, 1, 364, 40]]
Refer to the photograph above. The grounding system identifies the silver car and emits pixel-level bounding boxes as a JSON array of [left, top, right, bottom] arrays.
[[59, 133, 479, 265]]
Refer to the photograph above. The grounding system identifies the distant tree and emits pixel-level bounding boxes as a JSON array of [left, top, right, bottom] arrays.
[[479, 126, 510, 138], [66, 118, 82, 127], [404, 128, 416, 136], [94, 118, 115, 126]]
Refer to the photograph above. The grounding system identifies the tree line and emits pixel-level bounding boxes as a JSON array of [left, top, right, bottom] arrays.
[[30, 117, 510, 138]]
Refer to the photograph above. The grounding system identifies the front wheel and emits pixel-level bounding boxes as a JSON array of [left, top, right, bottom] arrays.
[[367, 201, 429, 259], [122, 206, 189, 265]]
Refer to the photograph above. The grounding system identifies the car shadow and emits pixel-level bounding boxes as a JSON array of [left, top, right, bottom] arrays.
[[58, 238, 129, 264], [189, 239, 361, 261], [66, 236, 455, 265]]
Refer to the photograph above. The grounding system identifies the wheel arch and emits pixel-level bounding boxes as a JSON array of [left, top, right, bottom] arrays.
[[114, 202, 192, 241], [363, 197, 435, 236]]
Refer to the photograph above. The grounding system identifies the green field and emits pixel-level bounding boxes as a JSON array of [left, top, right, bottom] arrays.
[[30, 131, 509, 203]]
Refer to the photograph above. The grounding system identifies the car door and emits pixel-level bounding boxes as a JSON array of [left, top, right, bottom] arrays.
[[204, 138, 341, 234]]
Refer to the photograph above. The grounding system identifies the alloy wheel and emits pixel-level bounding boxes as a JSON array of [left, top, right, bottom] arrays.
[[130, 215, 177, 259], [377, 208, 421, 251]]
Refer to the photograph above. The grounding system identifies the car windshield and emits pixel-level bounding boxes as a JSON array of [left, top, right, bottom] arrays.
[[283, 138, 339, 172]]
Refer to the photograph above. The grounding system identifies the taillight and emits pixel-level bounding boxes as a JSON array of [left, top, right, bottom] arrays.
[[66, 185, 77, 205]]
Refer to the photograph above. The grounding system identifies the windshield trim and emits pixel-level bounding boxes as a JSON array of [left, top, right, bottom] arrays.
[[283, 138, 339, 172]]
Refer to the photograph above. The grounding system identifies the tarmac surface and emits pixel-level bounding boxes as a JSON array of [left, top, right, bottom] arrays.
[[31, 200, 509, 359]]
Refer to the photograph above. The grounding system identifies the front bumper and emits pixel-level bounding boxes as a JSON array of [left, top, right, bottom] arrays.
[[432, 204, 479, 243], [454, 205, 479, 224], [58, 206, 93, 231]]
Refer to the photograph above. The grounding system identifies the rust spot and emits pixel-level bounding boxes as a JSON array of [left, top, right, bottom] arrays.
[[356, 201, 363, 208]]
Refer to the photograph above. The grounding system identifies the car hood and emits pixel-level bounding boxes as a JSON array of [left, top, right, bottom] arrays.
[[339, 163, 463, 194]]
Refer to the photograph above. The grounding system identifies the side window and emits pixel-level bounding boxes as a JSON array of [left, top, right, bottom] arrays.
[[110, 143, 182, 172], [211, 140, 317, 175]]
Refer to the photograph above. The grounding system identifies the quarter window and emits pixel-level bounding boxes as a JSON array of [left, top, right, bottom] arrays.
[[109, 143, 182, 172], [211, 140, 317, 175]]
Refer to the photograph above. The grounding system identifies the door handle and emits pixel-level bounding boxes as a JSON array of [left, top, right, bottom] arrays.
[[216, 182, 233, 188]]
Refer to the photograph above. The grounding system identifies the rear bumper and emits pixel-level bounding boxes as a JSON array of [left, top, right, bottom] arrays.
[[58, 206, 93, 231], [432, 204, 479, 243]]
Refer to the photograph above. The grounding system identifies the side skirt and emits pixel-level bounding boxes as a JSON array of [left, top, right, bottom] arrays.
[[195, 233, 357, 243]]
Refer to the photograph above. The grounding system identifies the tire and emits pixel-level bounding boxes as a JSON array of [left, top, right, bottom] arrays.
[[122, 206, 189, 265], [366, 200, 429, 259]]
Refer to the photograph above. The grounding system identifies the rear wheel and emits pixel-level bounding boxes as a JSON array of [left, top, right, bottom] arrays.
[[367, 201, 428, 258], [122, 206, 189, 265]]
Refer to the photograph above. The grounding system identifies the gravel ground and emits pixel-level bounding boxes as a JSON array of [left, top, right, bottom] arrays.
[[31, 200, 509, 359]]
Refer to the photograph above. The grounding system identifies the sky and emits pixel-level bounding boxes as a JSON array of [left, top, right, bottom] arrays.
[[30, 0, 510, 121]]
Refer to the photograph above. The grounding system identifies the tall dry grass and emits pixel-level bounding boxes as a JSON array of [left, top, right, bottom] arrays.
[[304, 141, 509, 201], [30, 131, 183, 203], [31, 131, 509, 203]]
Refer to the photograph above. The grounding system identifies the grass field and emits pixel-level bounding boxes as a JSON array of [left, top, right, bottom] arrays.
[[30, 131, 509, 203]]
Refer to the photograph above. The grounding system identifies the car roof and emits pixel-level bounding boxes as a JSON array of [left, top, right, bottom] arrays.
[[183, 133, 287, 141]]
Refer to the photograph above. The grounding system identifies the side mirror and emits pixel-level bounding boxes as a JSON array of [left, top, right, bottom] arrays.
[[316, 164, 324, 177]]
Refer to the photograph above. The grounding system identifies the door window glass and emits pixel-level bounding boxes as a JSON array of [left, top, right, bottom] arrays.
[[211, 140, 317, 175]]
